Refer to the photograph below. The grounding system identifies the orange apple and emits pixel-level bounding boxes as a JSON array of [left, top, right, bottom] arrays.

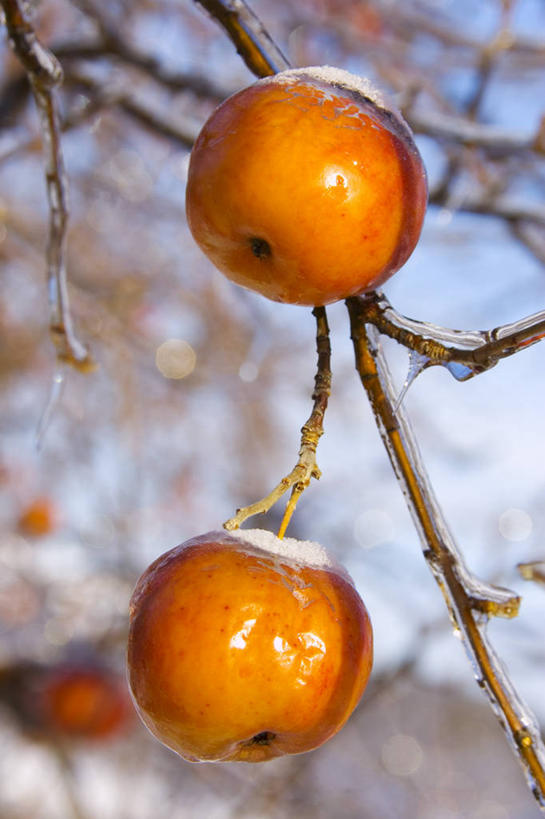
[[18, 497, 59, 537], [127, 529, 373, 762], [186, 65, 427, 306], [41, 666, 132, 740]]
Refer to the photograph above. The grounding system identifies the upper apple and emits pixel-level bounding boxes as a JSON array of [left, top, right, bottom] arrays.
[[186, 66, 427, 306]]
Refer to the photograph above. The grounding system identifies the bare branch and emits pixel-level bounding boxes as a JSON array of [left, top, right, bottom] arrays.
[[355, 291, 545, 381], [0, 0, 93, 370], [346, 296, 545, 810], [193, 0, 290, 78]]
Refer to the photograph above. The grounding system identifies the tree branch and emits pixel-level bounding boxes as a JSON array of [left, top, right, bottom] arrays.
[[355, 291, 545, 382], [0, 0, 93, 370], [346, 296, 545, 809], [193, 0, 290, 78]]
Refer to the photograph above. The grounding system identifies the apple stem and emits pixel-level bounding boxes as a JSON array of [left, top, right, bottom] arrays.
[[223, 306, 331, 534]]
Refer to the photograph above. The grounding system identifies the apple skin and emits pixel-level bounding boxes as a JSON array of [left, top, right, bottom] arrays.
[[127, 530, 373, 762], [186, 65, 427, 307]]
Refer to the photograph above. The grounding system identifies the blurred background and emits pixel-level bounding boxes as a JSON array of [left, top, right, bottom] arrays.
[[0, 0, 544, 816]]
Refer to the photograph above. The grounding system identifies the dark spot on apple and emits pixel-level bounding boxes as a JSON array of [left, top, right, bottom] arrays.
[[249, 237, 271, 260], [249, 731, 276, 746]]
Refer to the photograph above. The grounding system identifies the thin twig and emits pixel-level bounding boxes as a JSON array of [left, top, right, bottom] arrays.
[[224, 307, 331, 535], [346, 296, 545, 810], [0, 0, 93, 370], [193, 0, 290, 78]]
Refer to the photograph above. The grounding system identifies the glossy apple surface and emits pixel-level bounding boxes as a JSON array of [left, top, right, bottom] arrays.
[[186, 65, 427, 306], [127, 529, 373, 762]]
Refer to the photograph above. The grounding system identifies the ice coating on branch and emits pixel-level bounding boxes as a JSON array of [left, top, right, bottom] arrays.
[[261, 65, 387, 111]]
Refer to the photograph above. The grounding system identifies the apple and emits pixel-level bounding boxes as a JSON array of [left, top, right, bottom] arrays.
[[41, 665, 132, 740], [186, 65, 427, 306], [127, 528, 373, 762], [18, 497, 59, 537]]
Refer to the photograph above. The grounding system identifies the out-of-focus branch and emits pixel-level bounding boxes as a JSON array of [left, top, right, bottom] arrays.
[[389, 6, 545, 57], [193, 0, 290, 78], [518, 561, 545, 589], [356, 291, 545, 381], [64, 70, 200, 148], [510, 221, 545, 267], [429, 186, 545, 226], [0, 41, 227, 124], [59, 0, 230, 101], [346, 296, 545, 811], [0, 70, 201, 165], [224, 306, 331, 536], [0, 0, 93, 371], [409, 109, 540, 156]]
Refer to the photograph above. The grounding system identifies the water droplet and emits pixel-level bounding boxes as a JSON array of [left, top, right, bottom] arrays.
[[445, 360, 479, 381]]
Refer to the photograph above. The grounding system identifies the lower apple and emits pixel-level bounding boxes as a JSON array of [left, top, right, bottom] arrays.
[[127, 529, 373, 762]]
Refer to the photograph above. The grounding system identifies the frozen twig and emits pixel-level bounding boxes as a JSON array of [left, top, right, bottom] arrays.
[[346, 296, 545, 810], [193, 0, 290, 77], [0, 0, 93, 370], [224, 307, 331, 536], [356, 291, 545, 381]]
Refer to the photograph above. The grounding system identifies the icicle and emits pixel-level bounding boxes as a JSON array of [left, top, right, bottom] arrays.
[[35, 366, 66, 450], [394, 351, 430, 411]]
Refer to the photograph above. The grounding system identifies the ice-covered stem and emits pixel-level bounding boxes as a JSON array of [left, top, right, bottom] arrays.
[[0, 0, 93, 371], [193, 0, 290, 78], [346, 295, 545, 810], [359, 291, 545, 380], [224, 307, 331, 535]]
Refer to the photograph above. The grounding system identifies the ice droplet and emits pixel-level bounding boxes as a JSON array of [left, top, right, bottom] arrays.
[[445, 360, 480, 381]]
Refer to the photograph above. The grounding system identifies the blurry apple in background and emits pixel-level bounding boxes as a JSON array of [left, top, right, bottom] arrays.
[[127, 529, 373, 762], [40, 665, 133, 740], [0, 661, 133, 742], [17, 497, 59, 538]]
